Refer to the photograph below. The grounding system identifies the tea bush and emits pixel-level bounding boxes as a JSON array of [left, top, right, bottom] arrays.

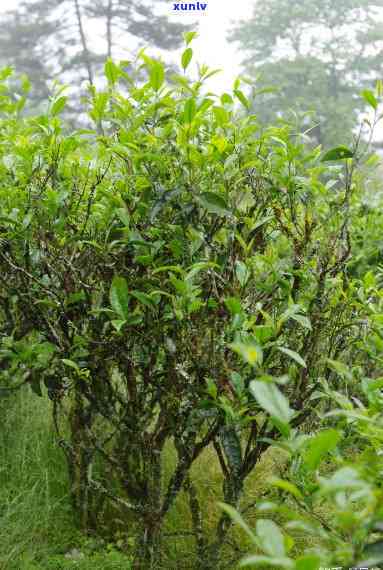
[[0, 39, 382, 568]]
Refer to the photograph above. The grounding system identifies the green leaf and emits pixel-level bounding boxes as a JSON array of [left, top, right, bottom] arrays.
[[185, 261, 218, 281], [170, 276, 188, 295], [51, 96, 67, 116], [199, 192, 230, 215], [149, 61, 165, 91], [221, 93, 233, 105], [152, 265, 183, 275], [361, 89, 378, 110], [183, 98, 197, 124], [218, 503, 256, 542], [21, 74, 31, 93], [295, 555, 321, 570], [213, 106, 229, 126], [62, 359, 80, 373], [249, 215, 274, 232], [326, 358, 352, 380], [230, 372, 244, 395], [116, 208, 130, 227], [66, 291, 86, 306], [181, 48, 193, 70], [131, 290, 156, 308], [256, 519, 286, 557], [171, 73, 193, 92], [290, 314, 312, 331], [0, 66, 13, 81], [271, 478, 303, 500], [234, 88, 250, 109], [303, 429, 341, 471], [250, 380, 293, 425], [111, 319, 126, 332], [91, 91, 109, 119], [202, 68, 221, 80], [212, 135, 227, 153], [105, 58, 120, 85], [253, 325, 274, 344], [125, 315, 143, 326], [365, 376, 383, 392], [135, 255, 153, 266], [235, 261, 250, 287], [110, 276, 130, 319], [319, 466, 364, 492], [197, 98, 214, 116], [206, 378, 218, 399], [358, 540, 383, 568], [224, 297, 242, 315], [321, 146, 354, 161], [240, 555, 293, 568], [183, 31, 198, 45], [278, 347, 307, 368]]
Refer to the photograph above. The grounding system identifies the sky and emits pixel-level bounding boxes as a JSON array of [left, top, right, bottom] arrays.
[[168, 0, 253, 91], [0, 0, 254, 92]]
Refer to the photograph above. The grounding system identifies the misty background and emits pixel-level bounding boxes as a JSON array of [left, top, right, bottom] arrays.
[[0, 0, 382, 148], [0, 0, 252, 92]]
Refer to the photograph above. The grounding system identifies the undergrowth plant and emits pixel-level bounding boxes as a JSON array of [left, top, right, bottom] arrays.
[[223, 275, 383, 570]]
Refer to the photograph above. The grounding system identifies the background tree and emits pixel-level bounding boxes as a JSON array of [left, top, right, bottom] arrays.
[[0, 1, 57, 105], [229, 0, 383, 147], [0, 0, 190, 108]]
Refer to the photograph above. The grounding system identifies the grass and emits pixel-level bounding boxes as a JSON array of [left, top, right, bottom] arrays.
[[161, 440, 290, 568], [0, 390, 132, 570], [0, 389, 328, 569]]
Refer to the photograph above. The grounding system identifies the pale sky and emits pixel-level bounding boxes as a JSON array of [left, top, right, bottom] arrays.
[[169, 0, 253, 91], [0, 0, 253, 92]]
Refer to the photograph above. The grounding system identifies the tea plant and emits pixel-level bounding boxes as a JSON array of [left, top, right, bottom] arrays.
[[0, 38, 381, 568]]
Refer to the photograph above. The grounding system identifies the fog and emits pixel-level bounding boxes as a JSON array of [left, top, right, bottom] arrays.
[[0, 0, 252, 92], [0, 0, 382, 144]]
